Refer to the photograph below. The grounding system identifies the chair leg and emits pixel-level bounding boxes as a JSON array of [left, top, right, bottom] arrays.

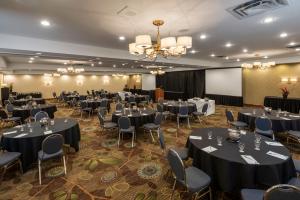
[[38, 160, 42, 185], [171, 179, 177, 200], [118, 130, 121, 147], [62, 156, 67, 175], [131, 131, 135, 148], [209, 187, 212, 200], [177, 117, 180, 129], [0, 166, 7, 184], [149, 130, 155, 142], [18, 159, 23, 174], [187, 117, 190, 129]]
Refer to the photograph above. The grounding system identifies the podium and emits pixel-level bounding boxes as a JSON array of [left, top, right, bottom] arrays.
[[155, 88, 164, 102]]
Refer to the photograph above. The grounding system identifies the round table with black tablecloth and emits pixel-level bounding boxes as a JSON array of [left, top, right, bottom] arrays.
[[81, 99, 111, 112], [12, 98, 46, 107], [238, 108, 300, 132], [111, 109, 156, 128], [12, 104, 57, 122], [1, 118, 80, 171], [162, 101, 196, 114], [186, 127, 296, 193], [16, 92, 42, 99], [65, 95, 87, 101], [125, 95, 148, 104]]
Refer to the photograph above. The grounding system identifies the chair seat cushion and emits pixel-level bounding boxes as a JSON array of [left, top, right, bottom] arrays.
[[241, 189, 264, 200], [255, 128, 274, 137], [178, 114, 189, 118], [120, 126, 135, 133], [38, 149, 63, 161], [173, 147, 188, 160], [230, 121, 248, 127], [288, 177, 300, 187], [104, 122, 117, 129], [193, 112, 204, 116], [144, 123, 159, 130], [181, 166, 211, 193], [288, 130, 300, 139], [0, 152, 21, 166]]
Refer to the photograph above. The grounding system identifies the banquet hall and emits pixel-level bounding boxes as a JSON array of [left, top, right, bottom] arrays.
[[0, 0, 300, 199]]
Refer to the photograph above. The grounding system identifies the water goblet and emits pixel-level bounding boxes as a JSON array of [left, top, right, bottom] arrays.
[[217, 136, 223, 146], [208, 131, 213, 140], [50, 120, 55, 126], [238, 142, 245, 153], [29, 127, 33, 133], [254, 140, 261, 150], [20, 125, 24, 132]]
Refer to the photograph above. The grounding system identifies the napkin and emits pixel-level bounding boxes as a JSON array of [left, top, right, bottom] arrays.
[[240, 130, 247, 135], [289, 115, 300, 118], [115, 113, 122, 116], [265, 141, 283, 147], [189, 135, 202, 140], [142, 113, 148, 116], [243, 113, 252, 115], [14, 133, 28, 138], [281, 117, 291, 120], [128, 114, 133, 117], [202, 146, 217, 153], [3, 130, 17, 135], [44, 130, 53, 135], [241, 155, 259, 164], [266, 151, 288, 160]]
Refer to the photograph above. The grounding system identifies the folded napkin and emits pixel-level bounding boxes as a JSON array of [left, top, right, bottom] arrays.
[[240, 130, 247, 135], [202, 146, 217, 153], [3, 130, 17, 135], [289, 115, 300, 118], [115, 113, 122, 116], [266, 151, 288, 160], [115, 110, 122, 113], [241, 155, 259, 165], [189, 135, 202, 140], [44, 130, 53, 135], [265, 141, 283, 147], [14, 133, 28, 138], [243, 113, 252, 115], [280, 117, 291, 120], [142, 113, 148, 116], [127, 114, 133, 117]]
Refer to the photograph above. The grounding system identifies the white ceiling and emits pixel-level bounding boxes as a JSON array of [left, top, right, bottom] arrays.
[[0, 0, 300, 72]]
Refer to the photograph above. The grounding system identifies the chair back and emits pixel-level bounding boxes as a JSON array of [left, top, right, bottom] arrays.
[[35, 111, 49, 121], [167, 149, 186, 182], [128, 96, 135, 103], [158, 130, 166, 150], [179, 106, 188, 116], [80, 101, 88, 109], [98, 107, 106, 117], [97, 112, 104, 126], [6, 103, 14, 113], [4, 100, 10, 106], [30, 108, 41, 117], [100, 100, 108, 108], [154, 113, 163, 125], [255, 117, 272, 131], [157, 104, 164, 112], [116, 103, 123, 111], [52, 92, 57, 98], [8, 96, 15, 103], [264, 184, 300, 200], [202, 103, 209, 114], [225, 109, 234, 122], [100, 93, 106, 98], [42, 134, 64, 155], [118, 116, 131, 129]]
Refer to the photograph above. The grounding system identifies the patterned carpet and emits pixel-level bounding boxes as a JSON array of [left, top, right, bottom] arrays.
[[0, 102, 299, 200]]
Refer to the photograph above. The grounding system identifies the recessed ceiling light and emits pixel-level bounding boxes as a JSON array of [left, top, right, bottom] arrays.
[[190, 50, 196, 54], [225, 42, 232, 48], [119, 36, 125, 41], [243, 49, 248, 53], [40, 19, 50, 27], [169, 66, 173, 69], [91, 63, 94, 67], [237, 59, 240, 62], [64, 62, 67, 65], [134, 60, 138, 63], [225, 56, 229, 60], [280, 32, 288, 38], [210, 54, 215, 57], [200, 34, 207, 40], [140, 64, 143, 67], [131, 66, 134, 68], [35, 52, 42, 55], [28, 60, 33, 63], [98, 61, 102, 65], [34, 55, 39, 58], [263, 17, 274, 24], [296, 48, 300, 51], [29, 57, 34, 60], [289, 42, 296, 46], [264, 56, 268, 59], [113, 64, 116, 68]]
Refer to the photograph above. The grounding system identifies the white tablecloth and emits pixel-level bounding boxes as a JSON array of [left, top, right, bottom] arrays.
[[118, 91, 132, 100], [187, 98, 215, 116]]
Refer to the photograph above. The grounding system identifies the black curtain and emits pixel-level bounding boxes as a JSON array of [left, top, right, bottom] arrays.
[[156, 70, 205, 99]]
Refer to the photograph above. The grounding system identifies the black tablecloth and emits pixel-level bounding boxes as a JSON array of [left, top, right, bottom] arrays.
[[164, 91, 185, 100], [12, 98, 46, 106], [16, 92, 42, 99], [112, 109, 156, 128], [81, 99, 111, 112], [186, 127, 296, 192], [205, 94, 243, 107], [238, 108, 300, 132], [125, 95, 148, 104], [162, 101, 196, 114], [264, 96, 300, 114], [1, 118, 80, 171], [12, 104, 57, 122], [65, 95, 87, 101]]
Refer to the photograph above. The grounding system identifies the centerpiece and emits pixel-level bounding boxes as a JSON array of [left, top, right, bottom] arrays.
[[280, 87, 289, 99]]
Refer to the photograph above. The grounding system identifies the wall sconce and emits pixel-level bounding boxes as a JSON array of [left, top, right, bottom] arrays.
[[290, 77, 298, 83], [281, 77, 298, 84], [44, 80, 53, 87], [102, 75, 109, 84]]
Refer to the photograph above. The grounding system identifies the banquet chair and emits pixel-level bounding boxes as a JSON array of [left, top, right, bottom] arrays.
[[79, 101, 92, 118], [139, 95, 149, 107], [167, 148, 212, 200], [4, 100, 10, 106], [35, 111, 49, 122], [118, 116, 135, 148], [8, 96, 15, 103], [0, 150, 23, 184], [287, 130, 300, 148], [97, 112, 117, 135], [128, 96, 136, 107], [255, 117, 275, 140], [177, 106, 191, 129], [1, 107, 22, 125], [157, 103, 170, 120], [293, 159, 300, 176], [115, 103, 123, 111], [30, 107, 41, 122], [193, 103, 208, 124], [38, 134, 66, 185], [143, 113, 163, 142], [225, 109, 248, 129], [241, 184, 300, 200], [99, 99, 108, 114]]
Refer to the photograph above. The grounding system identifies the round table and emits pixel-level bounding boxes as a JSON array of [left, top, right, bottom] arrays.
[[125, 95, 148, 104], [12, 98, 46, 106], [65, 95, 87, 101], [111, 108, 156, 128], [162, 101, 196, 114], [12, 104, 57, 122], [238, 108, 300, 132], [186, 127, 296, 192], [81, 99, 111, 112], [1, 118, 80, 171]]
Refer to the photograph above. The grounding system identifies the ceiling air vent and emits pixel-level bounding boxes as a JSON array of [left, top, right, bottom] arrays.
[[227, 0, 289, 20]]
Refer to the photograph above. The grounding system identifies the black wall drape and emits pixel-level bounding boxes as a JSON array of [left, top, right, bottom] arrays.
[[156, 70, 205, 100]]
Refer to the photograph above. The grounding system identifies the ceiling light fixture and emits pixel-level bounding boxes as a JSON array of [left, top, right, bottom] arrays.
[[243, 49, 248, 53], [263, 17, 273, 24], [119, 36, 126, 41], [225, 56, 229, 60], [40, 19, 50, 27], [29, 57, 35, 60], [296, 48, 300, 51], [241, 61, 275, 70], [113, 64, 116, 68], [288, 42, 296, 46], [190, 50, 197, 54], [237, 59, 240, 62], [98, 61, 102, 64], [36, 52, 42, 55], [129, 19, 192, 60], [280, 32, 288, 38], [225, 42, 232, 48], [28, 60, 33, 63], [200, 34, 207, 40], [210, 54, 215, 57], [91, 63, 94, 67], [264, 56, 268, 59]]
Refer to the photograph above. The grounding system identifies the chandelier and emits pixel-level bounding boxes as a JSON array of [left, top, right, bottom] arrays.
[[241, 61, 276, 70], [129, 19, 192, 60], [57, 67, 84, 74], [150, 69, 165, 75]]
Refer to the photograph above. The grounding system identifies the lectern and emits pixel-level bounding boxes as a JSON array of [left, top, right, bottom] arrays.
[[155, 88, 164, 102]]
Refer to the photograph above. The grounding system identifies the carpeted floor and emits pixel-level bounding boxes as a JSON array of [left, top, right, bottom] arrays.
[[0, 102, 299, 200]]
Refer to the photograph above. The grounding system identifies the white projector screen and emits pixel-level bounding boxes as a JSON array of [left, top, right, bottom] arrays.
[[205, 68, 242, 96], [142, 74, 156, 90]]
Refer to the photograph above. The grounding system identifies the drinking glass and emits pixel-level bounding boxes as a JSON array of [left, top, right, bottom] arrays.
[[238, 142, 245, 153], [20, 125, 24, 132], [217, 136, 223, 146], [254, 140, 261, 150], [253, 109, 256, 115], [208, 131, 213, 139], [50, 120, 55, 126], [29, 127, 33, 133], [255, 134, 262, 143]]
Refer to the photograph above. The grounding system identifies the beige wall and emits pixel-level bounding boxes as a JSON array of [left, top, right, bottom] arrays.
[[243, 63, 300, 105], [3, 74, 130, 99], [127, 74, 142, 89]]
